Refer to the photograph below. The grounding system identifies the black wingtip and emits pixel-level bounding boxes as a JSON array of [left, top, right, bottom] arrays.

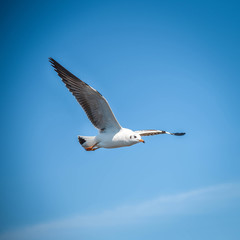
[[173, 132, 186, 136], [49, 57, 56, 65]]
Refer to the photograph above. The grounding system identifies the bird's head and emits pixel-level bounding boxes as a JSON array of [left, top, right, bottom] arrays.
[[129, 132, 145, 144]]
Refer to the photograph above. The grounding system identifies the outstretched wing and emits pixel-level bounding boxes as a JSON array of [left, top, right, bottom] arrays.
[[135, 130, 185, 136], [49, 58, 121, 131]]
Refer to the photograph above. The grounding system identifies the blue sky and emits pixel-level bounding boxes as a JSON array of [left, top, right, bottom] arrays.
[[1, 0, 240, 239]]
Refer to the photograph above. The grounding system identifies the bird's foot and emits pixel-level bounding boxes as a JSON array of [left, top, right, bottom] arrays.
[[85, 146, 94, 151], [85, 146, 99, 151]]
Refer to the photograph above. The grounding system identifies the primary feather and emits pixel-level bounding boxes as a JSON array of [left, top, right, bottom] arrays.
[[49, 58, 121, 132]]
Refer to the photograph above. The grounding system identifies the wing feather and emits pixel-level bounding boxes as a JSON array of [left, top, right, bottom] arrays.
[[135, 130, 185, 136], [49, 58, 121, 131]]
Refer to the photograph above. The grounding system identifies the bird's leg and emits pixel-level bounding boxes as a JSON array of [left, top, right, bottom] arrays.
[[85, 143, 99, 151], [92, 147, 99, 151]]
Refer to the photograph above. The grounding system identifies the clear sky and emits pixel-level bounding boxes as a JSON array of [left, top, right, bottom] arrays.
[[1, 0, 240, 239]]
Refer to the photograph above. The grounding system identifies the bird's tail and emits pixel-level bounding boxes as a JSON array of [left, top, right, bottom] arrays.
[[78, 136, 97, 150]]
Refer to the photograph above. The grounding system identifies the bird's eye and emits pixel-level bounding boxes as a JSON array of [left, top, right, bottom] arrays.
[[134, 136, 137, 138]]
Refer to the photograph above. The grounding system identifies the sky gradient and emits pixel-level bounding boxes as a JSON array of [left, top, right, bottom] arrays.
[[1, 0, 240, 239]]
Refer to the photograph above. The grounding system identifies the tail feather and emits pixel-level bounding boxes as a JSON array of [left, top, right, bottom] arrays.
[[78, 136, 86, 145], [78, 136, 97, 150]]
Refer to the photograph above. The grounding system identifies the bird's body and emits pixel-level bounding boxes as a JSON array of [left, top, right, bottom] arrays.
[[49, 58, 185, 151], [80, 128, 142, 150]]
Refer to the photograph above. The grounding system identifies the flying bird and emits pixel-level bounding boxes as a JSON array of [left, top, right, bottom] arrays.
[[49, 58, 185, 151]]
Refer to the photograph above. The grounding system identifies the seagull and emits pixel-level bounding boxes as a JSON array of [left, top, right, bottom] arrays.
[[49, 58, 185, 151]]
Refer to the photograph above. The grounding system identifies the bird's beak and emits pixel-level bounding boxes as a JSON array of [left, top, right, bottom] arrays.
[[139, 139, 145, 143]]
